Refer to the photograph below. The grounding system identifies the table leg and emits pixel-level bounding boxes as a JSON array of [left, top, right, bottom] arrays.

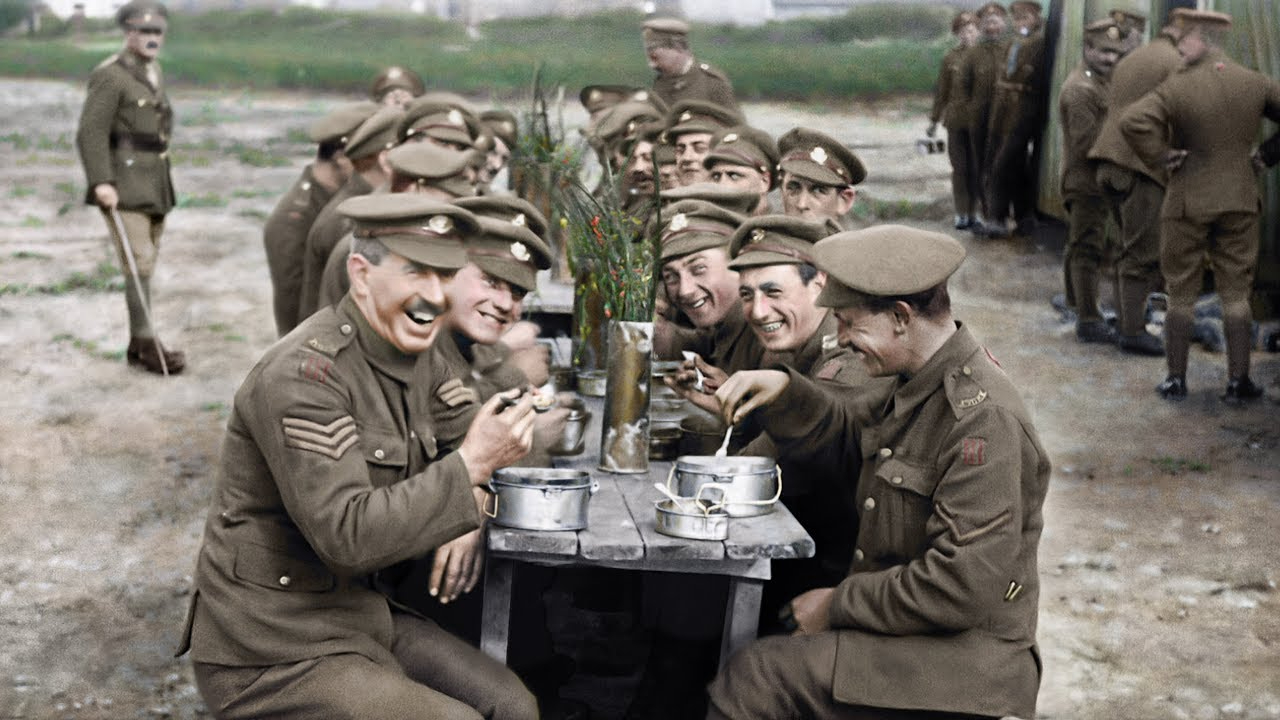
[[480, 556, 514, 663], [719, 575, 764, 670]]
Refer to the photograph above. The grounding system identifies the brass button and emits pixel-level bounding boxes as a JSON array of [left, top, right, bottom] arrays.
[[962, 366, 972, 376], [219, 511, 232, 522], [409, 430, 416, 438], [308, 339, 319, 348], [879, 448, 892, 459], [278, 575, 291, 587], [340, 324, 352, 335], [854, 549, 864, 562], [374, 449, 385, 460], [863, 497, 876, 511], [137, 98, 146, 106], [301, 181, 311, 191], [891, 476, 903, 486]]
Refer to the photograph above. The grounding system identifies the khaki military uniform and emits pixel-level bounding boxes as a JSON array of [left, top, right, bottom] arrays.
[[1121, 49, 1280, 381], [956, 38, 1009, 219], [1058, 62, 1111, 323], [652, 59, 740, 114], [985, 30, 1048, 229], [76, 49, 175, 340], [708, 323, 1049, 720], [932, 45, 979, 219], [666, 300, 766, 373], [1088, 33, 1183, 337], [264, 164, 336, 336], [297, 174, 374, 321], [178, 295, 536, 719], [316, 229, 354, 311]]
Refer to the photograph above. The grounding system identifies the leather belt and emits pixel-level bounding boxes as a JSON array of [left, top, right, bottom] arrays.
[[110, 133, 168, 152]]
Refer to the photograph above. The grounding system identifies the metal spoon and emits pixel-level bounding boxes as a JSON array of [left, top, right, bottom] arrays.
[[654, 482, 699, 513], [714, 425, 733, 458], [682, 351, 706, 393]]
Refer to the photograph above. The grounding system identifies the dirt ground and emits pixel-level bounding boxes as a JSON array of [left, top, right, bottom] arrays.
[[0, 77, 1277, 720]]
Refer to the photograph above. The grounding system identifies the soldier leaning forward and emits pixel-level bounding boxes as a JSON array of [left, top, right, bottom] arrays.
[[75, 0, 182, 374]]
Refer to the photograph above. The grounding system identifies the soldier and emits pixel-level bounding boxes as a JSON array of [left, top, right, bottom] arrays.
[[703, 125, 778, 216], [315, 141, 479, 311], [369, 65, 425, 108], [980, 0, 1048, 239], [642, 17, 740, 113], [178, 194, 540, 719], [711, 225, 1050, 720], [75, 0, 183, 375], [927, 11, 981, 229], [478, 109, 518, 193], [654, 141, 679, 191], [1058, 20, 1124, 344], [397, 96, 484, 153], [1120, 9, 1280, 403], [659, 181, 761, 216], [1088, 13, 1186, 356], [776, 127, 867, 228], [664, 100, 744, 187], [296, 105, 403, 321], [1109, 8, 1147, 55], [264, 101, 376, 336], [957, 1, 1011, 231]]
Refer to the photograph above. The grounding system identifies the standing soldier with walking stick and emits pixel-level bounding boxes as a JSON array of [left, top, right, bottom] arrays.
[[76, 0, 183, 375]]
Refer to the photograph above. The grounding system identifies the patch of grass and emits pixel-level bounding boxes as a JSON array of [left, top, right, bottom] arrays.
[[285, 127, 312, 145], [11, 250, 51, 260], [21, 215, 46, 227], [207, 322, 232, 333], [52, 332, 126, 361], [54, 180, 78, 197], [178, 192, 228, 208], [231, 142, 291, 167], [200, 401, 228, 412], [10, 185, 35, 198], [1150, 456, 1211, 475], [232, 187, 278, 199], [24, 260, 125, 295], [238, 208, 269, 221], [851, 195, 944, 222], [0, 132, 32, 150]]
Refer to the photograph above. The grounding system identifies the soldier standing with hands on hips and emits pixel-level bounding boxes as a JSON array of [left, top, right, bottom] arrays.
[[76, 0, 182, 375]]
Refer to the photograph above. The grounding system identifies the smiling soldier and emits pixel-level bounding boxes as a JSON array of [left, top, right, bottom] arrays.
[[178, 193, 540, 719], [75, 0, 182, 374]]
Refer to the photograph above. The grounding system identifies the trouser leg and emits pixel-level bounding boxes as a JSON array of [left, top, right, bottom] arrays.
[[947, 127, 974, 218], [1160, 216, 1207, 378], [1064, 195, 1108, 322], [1114, 172, 1165, 334], [1208, 211, 1261, 379], [103, 208, 163, 338]]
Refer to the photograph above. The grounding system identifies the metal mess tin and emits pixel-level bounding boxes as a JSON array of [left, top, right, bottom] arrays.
[[547, 398, 591, 456], [654, 498, 729, 541], [670, 455, 782, 517], [489, 468, 598, 531], [577, 369, 607, 397]]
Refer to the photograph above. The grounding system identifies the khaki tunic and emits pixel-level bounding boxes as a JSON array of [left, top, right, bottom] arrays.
[[673, 300, 767, 375], [956, 38, 1008, 214], [929, 45, 966, 128], [316, 231, 353, 312], [1059, 63, 1109, 200], [264, 164, 336, 336], [985, 30, 1048, 223], [651, 59, 740, 113], [709, 324, 1049, 719], [1088, 33, 1183, 185], [76, 51, 175, 215], [298, 174, 374, 321], [179, 294, 481, 669]]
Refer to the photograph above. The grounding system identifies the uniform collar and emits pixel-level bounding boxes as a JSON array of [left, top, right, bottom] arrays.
[[711, 299, 748, 349], [339, 294, 418, 382], [889, 321, 978, 419], [782, 310, 836, 375]]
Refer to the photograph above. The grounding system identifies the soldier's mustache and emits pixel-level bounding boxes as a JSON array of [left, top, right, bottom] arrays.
[[406, 298, 444, 325], [145, 41, 160, 50]]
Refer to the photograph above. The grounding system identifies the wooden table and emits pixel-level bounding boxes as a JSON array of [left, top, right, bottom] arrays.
[[480, 400, 815, 669]]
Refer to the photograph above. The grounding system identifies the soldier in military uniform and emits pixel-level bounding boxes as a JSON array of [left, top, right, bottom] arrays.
[[711, 225, 1050, 720], [1109, 8, 1147, 55], [664, 100, 744, 187], [956, 2, 1011, 230], [370, 65, 425, 108], [703, 125, 778, 216], [297, 105, 404, 321], [642, 17, 740, 114], [1058, 20, 1124, 344], [75, 0, 183, 374], [980, 0, 1047, 239], [1120, 9, 1280, 403], [178, 194, 540, 719], [928, 11, 980, 229], [776, 127, 867, 229], [264, 101, 376, 336], [1088, 14, 1186, 356], [478, 109, 518, 194]]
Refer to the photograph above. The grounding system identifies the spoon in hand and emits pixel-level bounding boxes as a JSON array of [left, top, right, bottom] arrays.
[[714, 425, 733, 458]]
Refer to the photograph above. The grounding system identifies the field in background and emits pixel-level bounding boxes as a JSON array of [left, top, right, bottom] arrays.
[[0, 4, 954, 99]]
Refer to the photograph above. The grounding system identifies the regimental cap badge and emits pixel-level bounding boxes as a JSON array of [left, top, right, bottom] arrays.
[[723, 133, 739, 143], [447, 109, 463, 126], [680, 111, 692, 122], [669, 213, 689, 232], [634, 90, 649, 102], [627, 120, 637, 136], [512, 213, 526, 227], [142, 12, 152, 21], [388, 67, 403, 79], [1107, 25, 1120, 39], [427, 215, 453, 235], [750, 228, 766, 243], [510, 242, 530, 262], [810, 146, 828, 165], [588, 89, 602, 104]]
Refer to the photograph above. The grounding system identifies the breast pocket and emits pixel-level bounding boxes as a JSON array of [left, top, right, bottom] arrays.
[[360, 426, 409, 489], [869, 457, 938, 561], [120, 92, 162, 137], [233, 541, 335, 593]]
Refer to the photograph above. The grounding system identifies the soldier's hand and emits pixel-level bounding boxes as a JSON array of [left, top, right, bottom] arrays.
[[1165, 149, 1188, 172], [429, 528, 485, 603], [715, 369, 790, 427], [508, 344, 551, 387], [925, 122, 938, 138], [93, 183, 119, 209], [532, 406, 571, 451], [788, 587, 835, 635], [459, 389, 536, 485]]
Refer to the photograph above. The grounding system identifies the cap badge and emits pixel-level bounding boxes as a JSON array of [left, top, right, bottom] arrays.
[[447, 109, 463, 126], [427, 215, 454, 235], [1107, 26, 1120, 39], [722, 132, 739, 143], [750, 228, 766, 243], [142, 12, 152, 21], [634, 90, 649, 101], [669, 213, 689, 232], [588, 89, 601, 103], [680, 111, 692, 122], [810, 147, 828, 164], [510, 242, 530, 262], [512, 213, 526, 227], [388, 67, 403, 79], [626, 120, 637, 135]]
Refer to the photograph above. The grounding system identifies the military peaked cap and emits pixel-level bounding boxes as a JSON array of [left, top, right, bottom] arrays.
[[813, 225, 965, 307], [308, 101, 380, 146], [727, 214, 831, 269], [344, 105, 405, 161], [664, 100, 743, 138], [339, 194, 479, 270], [703, 125, 780, 190], [658, 199, 745, 261], [777, 127, 866, 188], [369, 66, 425, 102]]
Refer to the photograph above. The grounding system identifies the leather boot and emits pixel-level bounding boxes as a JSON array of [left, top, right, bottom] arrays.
[[1222, 314, 1254, 381], [1116, 277, 1164, 355], [1221, 376, 1264, 405], [1163, 308, 1194, 380], [128, 337, 186, 375]]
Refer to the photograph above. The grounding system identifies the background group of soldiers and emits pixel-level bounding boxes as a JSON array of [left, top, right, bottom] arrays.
[[932, 3, 1280, 403]]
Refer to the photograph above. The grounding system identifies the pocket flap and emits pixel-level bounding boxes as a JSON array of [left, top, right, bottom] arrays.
[[874, 458, 935, 496], [360, 427, 408, 467], [233, 542, 335, 592]]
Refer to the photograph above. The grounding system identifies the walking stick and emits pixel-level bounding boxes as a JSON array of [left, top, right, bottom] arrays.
[[108, 206, 168, 377]]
